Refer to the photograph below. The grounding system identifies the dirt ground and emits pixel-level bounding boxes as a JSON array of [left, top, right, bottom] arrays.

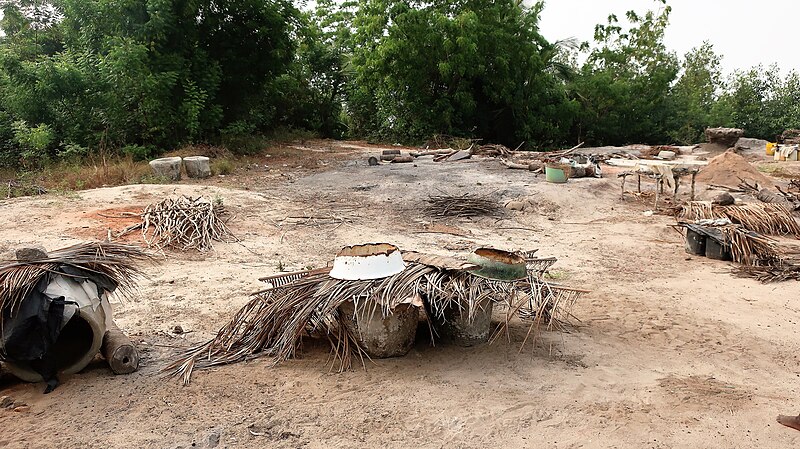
[[0, 141, 799, 448]]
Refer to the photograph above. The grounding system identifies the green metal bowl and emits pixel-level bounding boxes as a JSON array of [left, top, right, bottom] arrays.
[[467, 248, 527, 281]]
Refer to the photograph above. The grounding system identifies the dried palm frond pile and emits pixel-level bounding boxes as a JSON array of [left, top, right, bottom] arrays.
[[167, 252, 584, 384], [425, 193, 500, 218], [119, 196, 237, 251], [734, 264, 800, 282], [0, 242, 151, 317], [718, 226, 782, 267], [678, 202, 800, 237], [513, 280, 584, 332]]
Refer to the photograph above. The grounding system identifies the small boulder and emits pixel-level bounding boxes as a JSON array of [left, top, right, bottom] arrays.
[[15, 245, 48, 262], [712, 192, 735, 206], [735, 137, 769, 155], [505, 201, 525, 211], [0, 396, 14, 409], [657, 150, 676, 160]]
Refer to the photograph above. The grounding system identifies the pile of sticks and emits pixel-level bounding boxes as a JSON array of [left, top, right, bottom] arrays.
[[425, 193, 500, 218], [119, 196, 237, 252], [473, 144, 513, 158]]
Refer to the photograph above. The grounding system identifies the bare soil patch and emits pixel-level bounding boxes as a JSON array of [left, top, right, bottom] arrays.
[[1, 140, 799, 448]]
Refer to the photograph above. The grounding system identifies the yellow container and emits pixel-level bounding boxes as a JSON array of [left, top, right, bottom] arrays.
[[766, 142, 776, 156]]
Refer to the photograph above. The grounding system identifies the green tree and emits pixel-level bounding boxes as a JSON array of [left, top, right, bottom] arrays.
[[668, 41, 725, 144], [571, 0, 679, 145], [0, 0, 301, 165], [345, 0, 575, 147]]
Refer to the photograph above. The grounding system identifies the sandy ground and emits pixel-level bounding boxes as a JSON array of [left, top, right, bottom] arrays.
[[0, 141, 799, 448]]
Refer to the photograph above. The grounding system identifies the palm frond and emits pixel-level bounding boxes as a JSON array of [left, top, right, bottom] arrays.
[[166, 259, 587, 384]]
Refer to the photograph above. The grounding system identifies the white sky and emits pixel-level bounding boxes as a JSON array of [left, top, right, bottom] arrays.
[[535, 0, 799, 74], [2, 1, 795, 74]]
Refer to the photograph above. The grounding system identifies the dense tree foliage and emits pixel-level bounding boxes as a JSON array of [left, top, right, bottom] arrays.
[[0, 0, 798, 167], [344, 0, 576, 147]]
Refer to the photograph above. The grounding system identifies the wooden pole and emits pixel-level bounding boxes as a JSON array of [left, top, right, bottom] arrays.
[[654, 177, 661, 209], [690, 172, 697, 201], [102, 321, 140, 375], [637, 174, 642, 193], [621, 174, 627, 200], [673, 175, 680, 198]]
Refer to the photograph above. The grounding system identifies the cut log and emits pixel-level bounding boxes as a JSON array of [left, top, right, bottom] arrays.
[[149, 157, 182, 181], [102, 322, 140, 375], [183, 156, 211, 179], [391, 156, 414, 163]]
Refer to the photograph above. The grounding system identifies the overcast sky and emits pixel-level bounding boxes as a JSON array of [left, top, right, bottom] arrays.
[[535, 0, 798, 74]]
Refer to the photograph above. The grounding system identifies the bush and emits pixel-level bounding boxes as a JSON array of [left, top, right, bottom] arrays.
[[211, 158, 234, 175], [121, 144, 158, 161]]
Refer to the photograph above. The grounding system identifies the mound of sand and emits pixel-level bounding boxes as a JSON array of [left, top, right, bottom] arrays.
[[696, 149, 774, 189]]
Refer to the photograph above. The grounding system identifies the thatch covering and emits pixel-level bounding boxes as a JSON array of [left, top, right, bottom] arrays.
[[678, 202, 800, 237], [166, 254, 584, 385], [0, 242, 150, 319]]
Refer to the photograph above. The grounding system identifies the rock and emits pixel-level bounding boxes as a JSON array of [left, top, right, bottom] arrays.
[[781, 129, 800, 144], [712, 192, 735, 206], [735, 137, 769, 155], [657, 150, 676, 160], [206, 430, 221, 448], [172, 325, 184, 335], [705, 127, 744, 147], [13, 405, 30, 413], [447, 150, 472, 162], [15, 245, 48, 262], [183, 156, 211, 179], [367, 156, 379, 166], [149, 157, 183, 181], [505, 201, 525, 211], [0, 396, 14, 409]]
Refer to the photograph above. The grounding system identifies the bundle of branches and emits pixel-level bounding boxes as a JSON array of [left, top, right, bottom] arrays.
[[121, 196, 237, 251], [473, 144, 513, 158], [166, 261, 582, 384], [677, 201, 800, 237], [425, 193, 500, 218], [0, 243, 150, 317]]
